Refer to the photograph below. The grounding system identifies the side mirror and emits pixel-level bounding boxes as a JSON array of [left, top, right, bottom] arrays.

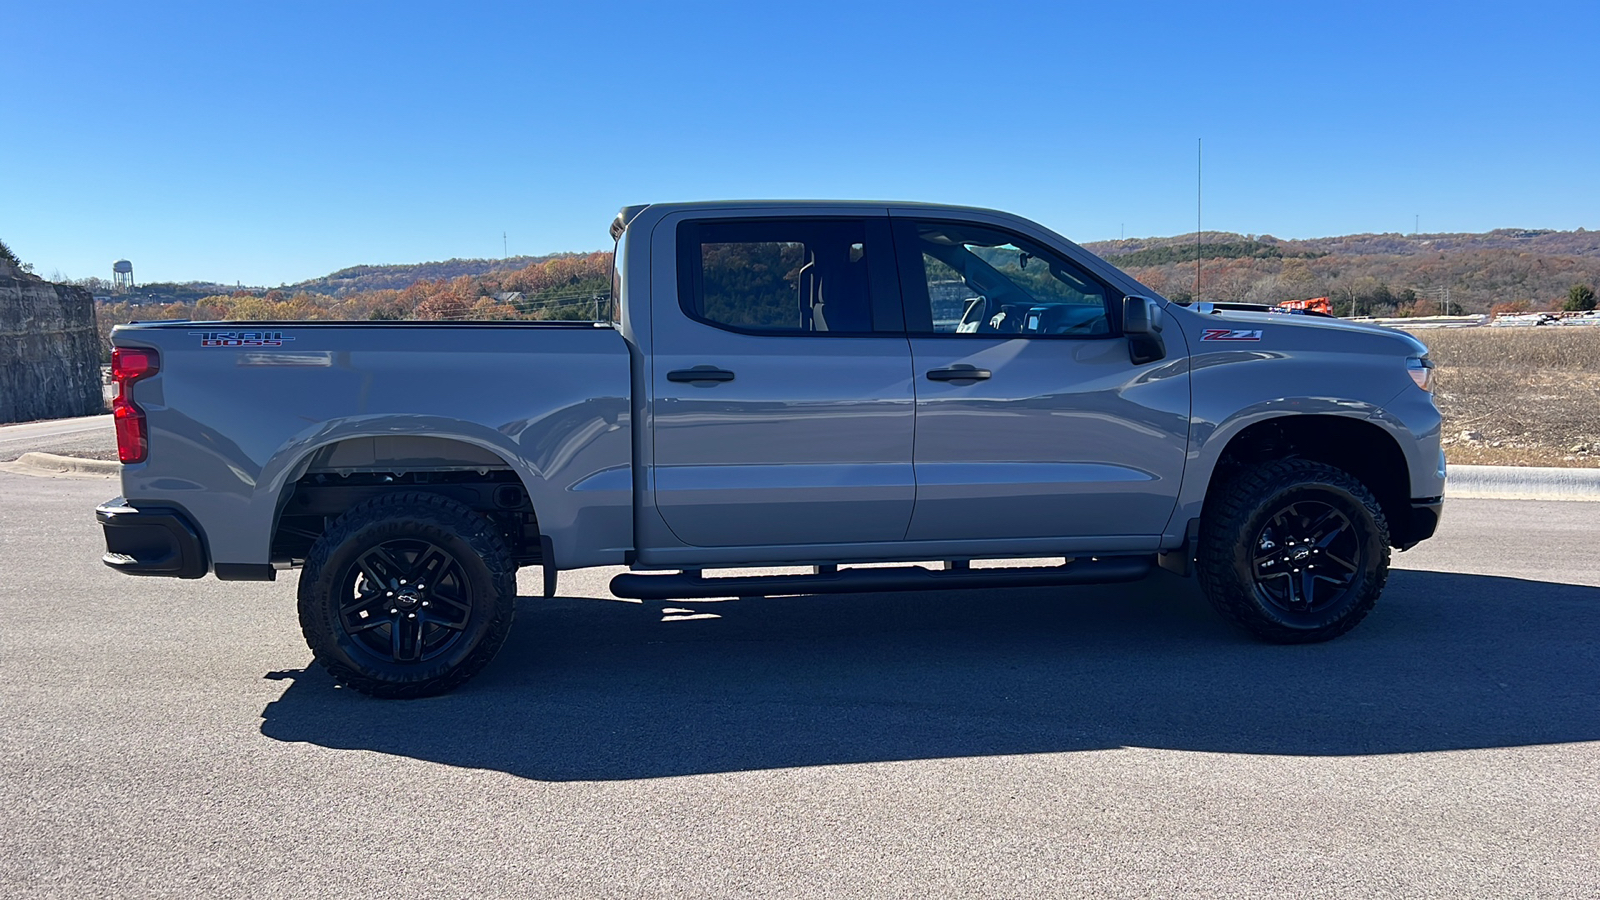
[[1123, 295, 1166, 365]]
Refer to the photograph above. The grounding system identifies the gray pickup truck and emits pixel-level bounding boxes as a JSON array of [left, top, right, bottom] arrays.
[[98, 201, 1445, 697]]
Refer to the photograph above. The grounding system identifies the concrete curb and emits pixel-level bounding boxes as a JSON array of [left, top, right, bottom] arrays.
[[5, 451, 120, 477], [1447, 465, 1600, 501]]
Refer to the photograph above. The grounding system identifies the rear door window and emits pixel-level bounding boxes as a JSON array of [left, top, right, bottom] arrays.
[[678, 219, 881, 334]]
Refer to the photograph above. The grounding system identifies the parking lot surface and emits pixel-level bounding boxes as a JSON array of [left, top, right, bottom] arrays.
[[1, 470, 1596, 898]]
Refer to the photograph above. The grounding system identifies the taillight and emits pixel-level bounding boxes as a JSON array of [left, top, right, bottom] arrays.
[[111, 347, 159, 463]]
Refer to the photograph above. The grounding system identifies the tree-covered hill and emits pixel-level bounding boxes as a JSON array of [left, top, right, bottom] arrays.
[[91, 252, 614, 358], [1083, 228, 1600, 261], [1082, 228, 1600, 315], [286, 252, 582, 296]]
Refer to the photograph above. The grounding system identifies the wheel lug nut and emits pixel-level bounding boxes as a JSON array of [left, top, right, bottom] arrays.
[[389, 608, 398, 614], [407, 613, 416, 619], [421, 601, 429, 607]]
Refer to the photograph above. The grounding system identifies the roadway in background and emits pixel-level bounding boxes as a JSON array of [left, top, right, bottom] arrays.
[[0, 470, 1595, 898], [0, 414, 114, 462]]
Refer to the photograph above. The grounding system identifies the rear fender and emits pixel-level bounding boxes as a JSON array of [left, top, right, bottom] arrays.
[[258, 415, 630, 571]]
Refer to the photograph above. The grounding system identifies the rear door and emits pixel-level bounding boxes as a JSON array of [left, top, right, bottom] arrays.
[[650, 214, 916, 548], [893, 215, 1190, 544]]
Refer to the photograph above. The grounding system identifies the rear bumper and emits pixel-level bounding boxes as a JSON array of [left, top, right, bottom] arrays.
[[96, 498, 209, 579]]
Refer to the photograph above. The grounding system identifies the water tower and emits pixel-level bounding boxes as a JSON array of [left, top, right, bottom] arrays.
[[112, 259, 134, 293]]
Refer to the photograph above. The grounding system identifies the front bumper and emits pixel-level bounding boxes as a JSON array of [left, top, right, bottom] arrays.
[[1397, 496, 1443, 550], [96, 498, 209, 578]]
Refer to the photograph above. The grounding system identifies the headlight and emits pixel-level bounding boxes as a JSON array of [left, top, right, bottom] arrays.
[[1407, 356, 1435, 392]]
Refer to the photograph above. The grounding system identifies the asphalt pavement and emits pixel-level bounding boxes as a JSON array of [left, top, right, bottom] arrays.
[[1, 469, 1596, 898], [0, 414, 115, 462]]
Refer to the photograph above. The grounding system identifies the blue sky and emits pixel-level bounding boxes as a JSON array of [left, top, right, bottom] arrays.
[[3, 1, 1596, 286]]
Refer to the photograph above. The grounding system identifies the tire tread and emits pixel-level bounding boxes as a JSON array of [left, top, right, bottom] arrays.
[[1196, 458, 1390, 644], [296, 491, 516, 698]]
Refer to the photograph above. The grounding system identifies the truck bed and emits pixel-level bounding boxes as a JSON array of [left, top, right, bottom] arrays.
[[111, 320, 635, 574]]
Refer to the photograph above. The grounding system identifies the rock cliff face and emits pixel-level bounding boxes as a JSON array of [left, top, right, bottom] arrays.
[[0, 259, 104, 423]]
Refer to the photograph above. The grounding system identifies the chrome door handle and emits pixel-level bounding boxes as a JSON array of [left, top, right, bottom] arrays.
[[925, 365, 991, 382], [667, 366, 736, 384]]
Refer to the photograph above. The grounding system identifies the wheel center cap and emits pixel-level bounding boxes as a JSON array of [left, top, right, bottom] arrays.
[[1291, 547, 1312, 562], [395, 588, 423, 608]]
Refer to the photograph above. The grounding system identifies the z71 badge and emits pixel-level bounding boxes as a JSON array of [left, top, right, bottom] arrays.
[[190, 331, 295, 348], [1200, 328, 1263, 342]]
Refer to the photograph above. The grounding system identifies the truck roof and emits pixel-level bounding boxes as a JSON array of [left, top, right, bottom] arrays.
[[610, 199, 1019, 240]]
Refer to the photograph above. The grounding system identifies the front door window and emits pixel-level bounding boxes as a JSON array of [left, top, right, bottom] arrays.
[[899, 221, 1114, 338]]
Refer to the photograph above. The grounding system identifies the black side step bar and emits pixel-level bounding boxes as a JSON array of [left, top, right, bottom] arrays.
[[609, 556, 1153, 601]]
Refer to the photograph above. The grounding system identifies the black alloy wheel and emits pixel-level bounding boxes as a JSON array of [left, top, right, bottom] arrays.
[[298, 492, 517, 698], [1249, 500, 1363, 615], [339, 539, 475, 665], [1197, 459, 1390, 644]]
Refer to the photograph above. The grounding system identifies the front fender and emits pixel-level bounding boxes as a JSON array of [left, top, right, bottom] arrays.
[[1164, 397, 1393, 547], [1367, 385, 1446, 500]]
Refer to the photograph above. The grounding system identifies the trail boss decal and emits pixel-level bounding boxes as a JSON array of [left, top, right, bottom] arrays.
[[190, 331, 295, 348], [1200, 328, 1264, 342]]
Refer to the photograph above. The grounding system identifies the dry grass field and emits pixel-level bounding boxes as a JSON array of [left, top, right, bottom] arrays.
[[1402, 327, 1600, 467]]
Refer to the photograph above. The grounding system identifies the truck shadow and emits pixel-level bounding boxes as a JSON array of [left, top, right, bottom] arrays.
[[259, 569, 1600, 781]]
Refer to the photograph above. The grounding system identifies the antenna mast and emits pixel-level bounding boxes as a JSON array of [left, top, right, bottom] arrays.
[[1196, 138, 1202, 299]]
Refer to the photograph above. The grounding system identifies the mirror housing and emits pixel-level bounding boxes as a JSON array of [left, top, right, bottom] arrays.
[[1123, 295, 1166, 365]]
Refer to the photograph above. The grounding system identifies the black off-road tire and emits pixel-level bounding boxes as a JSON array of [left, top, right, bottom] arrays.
[[1196, 459, 1390, 644], [297, 492, 516, 698]]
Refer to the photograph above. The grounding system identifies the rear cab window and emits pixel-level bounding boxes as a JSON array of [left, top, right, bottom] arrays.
[[676, 218, 902, 335]]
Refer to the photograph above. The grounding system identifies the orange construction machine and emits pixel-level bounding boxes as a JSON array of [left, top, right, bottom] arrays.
[[1278, 296, 1332, 315]]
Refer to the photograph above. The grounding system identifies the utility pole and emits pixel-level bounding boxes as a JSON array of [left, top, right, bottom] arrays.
[[1413, 285, 1454, 315], [503, 232, 508, 259]]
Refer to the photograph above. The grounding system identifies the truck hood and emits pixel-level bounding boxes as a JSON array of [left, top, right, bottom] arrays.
[[1187, 307, 1431, 356]]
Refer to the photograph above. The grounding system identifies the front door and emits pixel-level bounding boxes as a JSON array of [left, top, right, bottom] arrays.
[[893, 216, 1190, 544], [651, 215, 916, 548]]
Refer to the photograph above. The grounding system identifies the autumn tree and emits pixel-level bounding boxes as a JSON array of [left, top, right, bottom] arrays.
[[1489, 299, 1531, 317], [414, 293, 469, 320], [223, 296, 278, 320], [195, 295, 234, 319]]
